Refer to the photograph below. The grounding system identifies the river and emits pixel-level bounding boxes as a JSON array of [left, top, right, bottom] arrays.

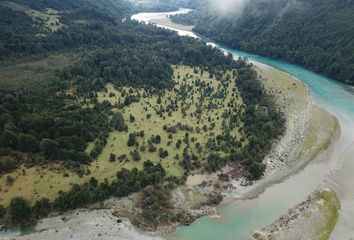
[[132, 9, 354, 240]]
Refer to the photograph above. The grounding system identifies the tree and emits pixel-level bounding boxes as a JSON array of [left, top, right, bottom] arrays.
[[129, 114, 135, 123], [0, 204, 6, 218], [32, 197, 51, 218], [132, 149, 141, 161], [40, 139, 59, 159], [89, 177, 98, 188], [157, 96, 162, 104], [111, 112, 127, 131], [148, 144, 157, 153], [10, 197, 31, 225], [18, 133, 40, 152], [176, 139, 182, 149], [159, 148, 169, 159], [0, 130, 18, 149], [247, 162, 265, 179], [6, 175, 15, 186], [206, 153, 224, 172], [127, 133, 136, 147], [152, 135, 161, 144], [109, 153, 116, 162]]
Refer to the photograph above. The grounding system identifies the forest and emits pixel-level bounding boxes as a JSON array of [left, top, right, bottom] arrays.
[[0, 0, 284, 227], [172, 0, 354, 85], [0, 0, 238, 172]]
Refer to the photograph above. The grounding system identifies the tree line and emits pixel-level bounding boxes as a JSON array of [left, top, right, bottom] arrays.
[[2, 160, 165, 226]]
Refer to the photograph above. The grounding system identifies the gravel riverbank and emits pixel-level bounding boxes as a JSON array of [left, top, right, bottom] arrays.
[[18, 209, 163, 240], [252, 188, 340, 240]]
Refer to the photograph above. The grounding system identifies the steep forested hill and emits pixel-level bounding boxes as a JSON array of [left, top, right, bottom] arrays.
[[0, 0, 133, 58], [174, 0, 354, 85]]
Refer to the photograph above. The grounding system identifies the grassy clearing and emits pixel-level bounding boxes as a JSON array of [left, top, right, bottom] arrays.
[[1, 1, 64, 33], [255, 190, 340, 240], [315, 191, 340, 240], [93, 65, 243, 176], [0, 65, 244, 206], [257, 66, 309, 114]]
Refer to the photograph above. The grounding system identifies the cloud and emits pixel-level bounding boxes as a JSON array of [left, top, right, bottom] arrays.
[[208, 0, 248, 15]]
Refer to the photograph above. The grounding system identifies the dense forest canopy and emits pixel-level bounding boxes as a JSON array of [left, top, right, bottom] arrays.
[[171, 0, 354, 85]]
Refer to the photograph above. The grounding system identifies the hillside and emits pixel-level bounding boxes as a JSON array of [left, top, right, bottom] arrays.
[[172, 0, 354, 85], [0, 0, 284, 229]]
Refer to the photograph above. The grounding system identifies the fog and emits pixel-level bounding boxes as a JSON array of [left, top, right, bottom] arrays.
[[208, 0, 248, 15], [207, 0, 303, 17]]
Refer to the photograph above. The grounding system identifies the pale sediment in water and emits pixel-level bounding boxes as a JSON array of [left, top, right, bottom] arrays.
[[131, 8, 199, 38], [149, 18, 194, 32]]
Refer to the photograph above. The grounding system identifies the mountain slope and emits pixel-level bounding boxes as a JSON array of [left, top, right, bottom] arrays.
[[176, 0, 354, 85]]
